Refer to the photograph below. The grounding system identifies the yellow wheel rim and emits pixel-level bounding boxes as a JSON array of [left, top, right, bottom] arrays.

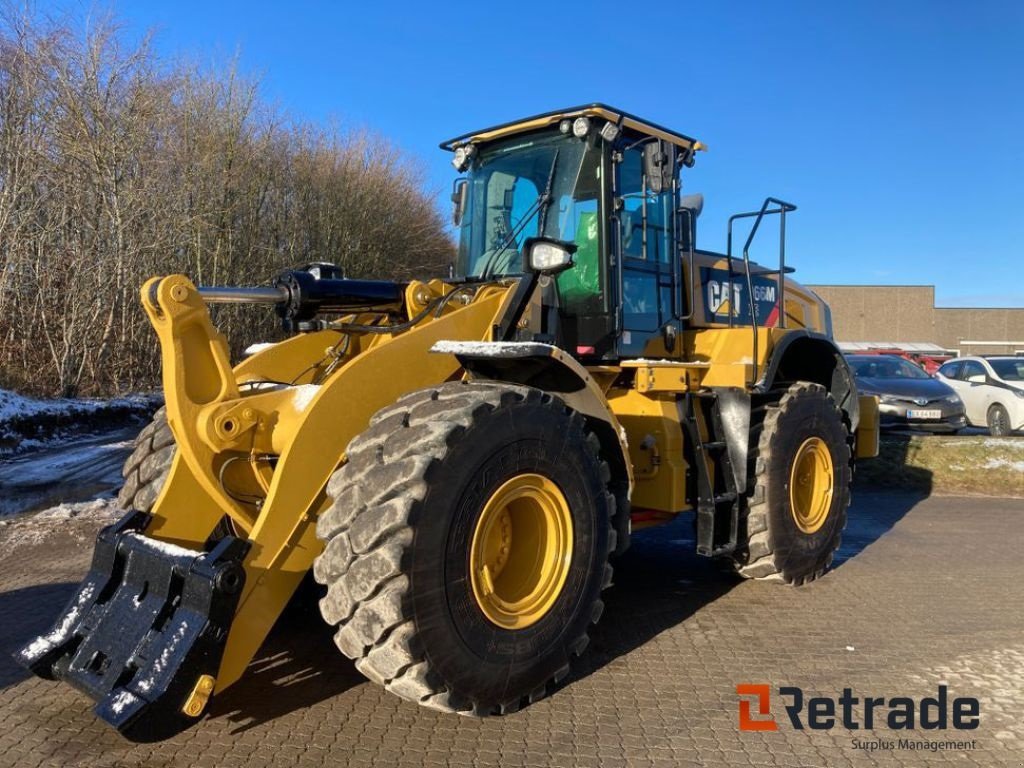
[[469, 473, 573, 630], [788, 437, 834, 534]]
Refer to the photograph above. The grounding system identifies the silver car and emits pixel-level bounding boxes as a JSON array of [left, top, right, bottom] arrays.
[[847, 355, 966, 433]]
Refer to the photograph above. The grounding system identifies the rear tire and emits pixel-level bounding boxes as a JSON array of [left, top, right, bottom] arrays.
[[118, 407, 175, 513], [988, 404, 1011, 437], [734, 383, 852, 584], [313, 381, 615, 715]]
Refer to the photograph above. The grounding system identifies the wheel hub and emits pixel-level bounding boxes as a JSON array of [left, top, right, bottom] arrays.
[[469, 473, 573, 630], [788, 436, 834, 534]]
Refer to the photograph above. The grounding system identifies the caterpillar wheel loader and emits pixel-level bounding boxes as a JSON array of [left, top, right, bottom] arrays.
[[18, 104, 879, 741]]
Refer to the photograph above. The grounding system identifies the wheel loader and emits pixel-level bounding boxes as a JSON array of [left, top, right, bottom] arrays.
[[17, 103, 879, 741]]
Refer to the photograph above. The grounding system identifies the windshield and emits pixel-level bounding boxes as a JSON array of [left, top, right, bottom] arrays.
[[990, 358, 1024, 381], [849, 356, 931, 380], [455, 132, 602, 278]]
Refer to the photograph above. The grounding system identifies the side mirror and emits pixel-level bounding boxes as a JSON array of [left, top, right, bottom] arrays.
[[967, 374, 986, 384], [525, 237, 576, 274], [451, 179, 468, 227], [643, 140, 675, 195]]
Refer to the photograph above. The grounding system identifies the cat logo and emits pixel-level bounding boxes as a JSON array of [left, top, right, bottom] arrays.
[[708, 280, 743, 317], [701, 267, 780, 326]]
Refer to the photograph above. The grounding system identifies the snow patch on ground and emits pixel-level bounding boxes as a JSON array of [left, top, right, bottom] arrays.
[[0, 389, 149, 424], [984, 438, 1024, 450], [984, 458, 1024, 472], [934, 437, 1024, 449], [1, 498, 120, 549], [0, 388, 158, 457]]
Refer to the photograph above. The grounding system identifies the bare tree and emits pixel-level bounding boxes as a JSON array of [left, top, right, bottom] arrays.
[[0, 5, 454, 397]]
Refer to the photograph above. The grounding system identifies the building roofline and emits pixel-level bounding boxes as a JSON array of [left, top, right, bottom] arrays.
[[808, 284, 1024, 310], [936, 306, 1024, 311], [807, 283, 935, 289]]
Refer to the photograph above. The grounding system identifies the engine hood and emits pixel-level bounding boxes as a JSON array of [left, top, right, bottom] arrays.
[[855, 376, 956, 400]]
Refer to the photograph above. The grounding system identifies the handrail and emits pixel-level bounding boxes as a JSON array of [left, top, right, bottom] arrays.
[[725, 197, 797, 384], [677, 207, 696, 321]]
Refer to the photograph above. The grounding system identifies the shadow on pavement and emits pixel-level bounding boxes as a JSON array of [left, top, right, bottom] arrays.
[[207, 577, 363, 733], [833, 492, 924, 568], [0, 581, 79, 692], [559, 514, 738, 691], [854, 433, 934, 495]]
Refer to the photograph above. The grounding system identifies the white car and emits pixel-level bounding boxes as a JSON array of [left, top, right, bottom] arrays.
[[936, 356, 1024, 436]]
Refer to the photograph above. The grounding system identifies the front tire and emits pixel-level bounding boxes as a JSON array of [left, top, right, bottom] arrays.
[[988, 404, 1011, 437], [313, 381, 615, 715], [734, 383, 852, 584]]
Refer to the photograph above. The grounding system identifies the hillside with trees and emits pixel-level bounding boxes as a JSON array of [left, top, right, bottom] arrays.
[[0, 6, 453, 397]]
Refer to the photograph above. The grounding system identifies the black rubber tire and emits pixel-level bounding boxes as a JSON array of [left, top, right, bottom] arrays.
[[734, 382, 852, 584], [117, 407, 175, 513], [987, 404, 1011, 437], [312, 381, 615, 715]]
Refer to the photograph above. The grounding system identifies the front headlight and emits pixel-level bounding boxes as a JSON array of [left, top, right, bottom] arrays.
[[945, 394, 962, 404], [1013, 388, 1024, 400], [879, 394, 898, 404]]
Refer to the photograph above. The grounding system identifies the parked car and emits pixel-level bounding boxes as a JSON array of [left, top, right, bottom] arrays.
[[846, 354, 966, 433], [935, 356, 1024, 436], [846, 347, 952, 375]]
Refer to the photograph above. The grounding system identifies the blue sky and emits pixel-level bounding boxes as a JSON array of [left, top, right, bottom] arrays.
[[72, 0, 1024, 306]]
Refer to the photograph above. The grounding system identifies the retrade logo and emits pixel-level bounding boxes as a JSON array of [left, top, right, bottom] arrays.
[[736, 684, 979, 732], [737, 684, 778, 731]]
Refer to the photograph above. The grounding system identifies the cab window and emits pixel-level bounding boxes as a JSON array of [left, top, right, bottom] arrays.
[[617, 145, 675, 354]]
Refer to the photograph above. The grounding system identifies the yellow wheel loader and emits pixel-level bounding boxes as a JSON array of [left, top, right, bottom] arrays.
[[18, 104, 879, 741]]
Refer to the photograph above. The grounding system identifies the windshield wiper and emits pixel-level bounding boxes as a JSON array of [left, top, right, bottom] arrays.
[[479, 150, 559, 280]]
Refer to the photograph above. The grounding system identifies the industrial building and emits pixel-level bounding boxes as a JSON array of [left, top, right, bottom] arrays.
[[807, 284, 1024, 356]]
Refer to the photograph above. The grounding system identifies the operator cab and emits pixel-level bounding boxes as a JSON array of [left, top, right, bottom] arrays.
[[443, 104, 706, 361]]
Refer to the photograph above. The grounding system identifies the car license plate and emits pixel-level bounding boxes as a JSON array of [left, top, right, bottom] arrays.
[[907, 409, 942, 419]]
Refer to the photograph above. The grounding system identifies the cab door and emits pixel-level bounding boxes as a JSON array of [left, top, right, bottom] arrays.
[[614, 144, 678, 357]]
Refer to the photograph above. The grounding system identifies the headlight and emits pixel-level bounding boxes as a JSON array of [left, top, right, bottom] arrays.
[[945, 394, 962, 404], [879, 395, 898, 404], [451, 144, 476, 172], [572, 117, 591, 138], [1013, 389, 1024, 400]]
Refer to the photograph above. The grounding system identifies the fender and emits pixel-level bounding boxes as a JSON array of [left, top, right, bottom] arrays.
[[430, 340, 634, 498], [756, 330, 860, 432]]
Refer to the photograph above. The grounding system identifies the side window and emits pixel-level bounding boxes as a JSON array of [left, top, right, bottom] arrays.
[[617, 146, 675, 354], [961, 361, 986, 381], [618, 149, 673, 264], [937, 362, 961, 379]]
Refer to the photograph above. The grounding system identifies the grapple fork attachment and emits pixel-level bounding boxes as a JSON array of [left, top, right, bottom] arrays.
[[15, 512, 249, 742]]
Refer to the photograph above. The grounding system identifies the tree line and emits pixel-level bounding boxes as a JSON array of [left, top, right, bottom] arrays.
[[0, 6, 454, 397]]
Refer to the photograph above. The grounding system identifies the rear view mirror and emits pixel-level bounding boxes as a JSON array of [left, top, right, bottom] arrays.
[[451, 179, 468, 227], [967, 374, 986, 384], [643, 140, 675, 195]]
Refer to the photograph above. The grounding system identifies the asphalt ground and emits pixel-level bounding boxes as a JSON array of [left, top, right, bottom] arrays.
[[1, 492, 1021, 768]]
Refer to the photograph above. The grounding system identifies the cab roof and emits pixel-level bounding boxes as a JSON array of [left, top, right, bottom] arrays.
[[440, 103, 705, 155]]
